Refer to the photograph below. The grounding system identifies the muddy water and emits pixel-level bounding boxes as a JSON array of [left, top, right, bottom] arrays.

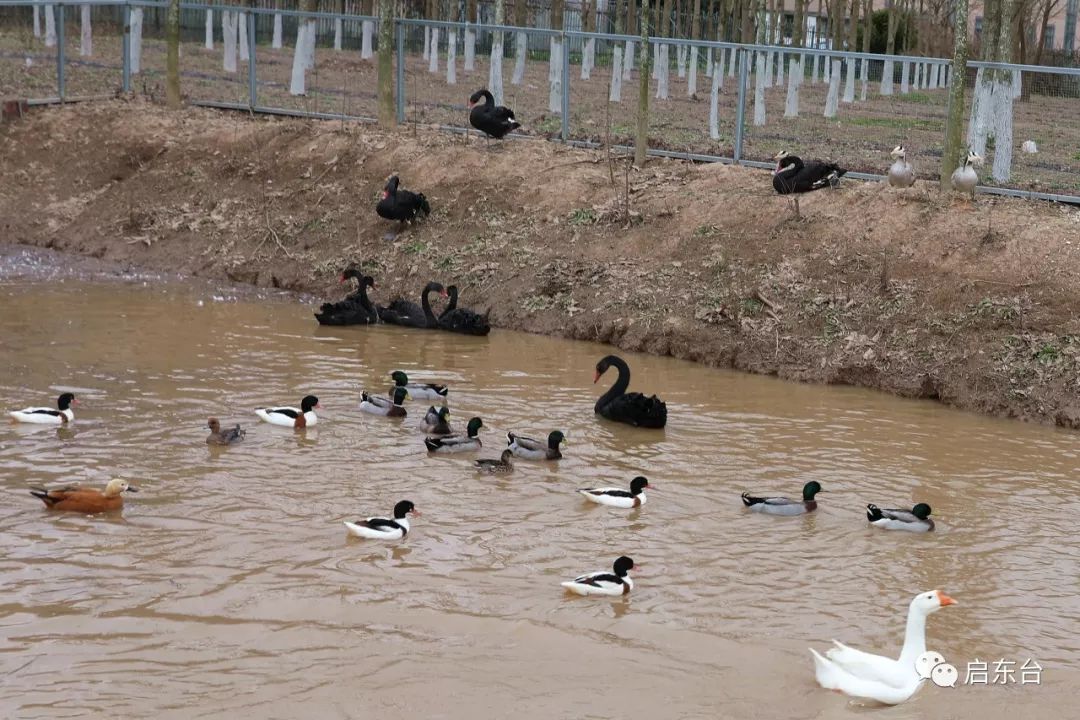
[[1, 249, 1078, 718]]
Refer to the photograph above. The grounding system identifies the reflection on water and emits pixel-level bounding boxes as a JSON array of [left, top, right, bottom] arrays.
[[1, 268, 1078, 717]]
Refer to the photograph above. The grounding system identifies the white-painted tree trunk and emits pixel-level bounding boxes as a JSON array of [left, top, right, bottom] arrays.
[[129, 8, 142, 73], [512, 31, 527, 84], [687, 46, 698, 96], [586, 38, 598, 79], [823, 53, 831, 82], [205, 9, 214, 50], [824, 59, 841, 117], [273, 14, 283, 49], [623, 40, 634, 79], [716, 52, 724, 89], [753, 51, 766, 125], [465, 28, 476, 71], [709, 59, 721, 138], [677, 44, 687, 78], [334, 19, 343, 51], [290, 19, 316, 95], [652, 42, 660, 79], [429, 28, 440, 72], [776, 51, 784, 85], [967, 68, 990, 155], [423, 26, 431, 61], [548, 39, 562, 113], [44, 4, 57, 48], [859, 58, 868, 100], [489, 32, 504, 103], [238, 12, 249, 60], [900, 61, 910, 93], [80, 5, 92, 57], [657, 44, 670, 99], [33, 4, 41, 38], [361, 20, 373, 58], [842, 58, 855, 103], [303, 21, 316, 71], [223, 12, 237, 73], [728, 46, 736, 77], [991, 72, 1017, 181], [881, 59, 894, 94], [610, 46, 623, 101], [447, 29, 457, 84], [784, 57, 800, 117], [812, 52, 820, 83], [705, 47, 713, 76], [764, 49, 774, 87]]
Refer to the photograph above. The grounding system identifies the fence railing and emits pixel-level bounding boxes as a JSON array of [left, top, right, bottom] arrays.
[[2, 0, 1079, 203]]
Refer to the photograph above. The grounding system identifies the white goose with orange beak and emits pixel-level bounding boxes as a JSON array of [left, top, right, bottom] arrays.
[[810, 589, 957, 705]]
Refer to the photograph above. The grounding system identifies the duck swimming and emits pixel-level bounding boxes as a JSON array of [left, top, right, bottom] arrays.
[[343, 499, 418, 540], [425, 416, 483, 453], [507, 430, 566, 460], [561, 556, 636, 597], [578, 476, 650, 509], [255, 395, 320, 428], [314, 269, 379, 326], [593, 355, 667, 429], [468, 88, 521, 142], [475, 449, 514, 474], [866, 502, 934, 532], [206, 418, 245, 445], [741, 481, 822, 515], [30, 478, 137, 514], [378, 281, 448, 329], [9, 392, 77, 424], [439, 285, 491, 336], [360, 387, 409, 417], [422, 406, 453, 435], [389, 370, 448, 400]]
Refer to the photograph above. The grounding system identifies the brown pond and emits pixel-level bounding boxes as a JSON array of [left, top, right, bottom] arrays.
[[1, 248, 1077, 718]]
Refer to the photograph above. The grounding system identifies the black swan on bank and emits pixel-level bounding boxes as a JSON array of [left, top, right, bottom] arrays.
[[439, 285, 491, 336], [378, 281, 447, 329], [593, 355, 667, 429], [314, 269, 378, 325], [468, 89, 521, 142], [772, 151, 847, 194], [377, 175, 430, 226]]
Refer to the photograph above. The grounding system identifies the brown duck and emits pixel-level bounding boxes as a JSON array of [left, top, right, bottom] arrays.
[[30, 479, 138, 514]]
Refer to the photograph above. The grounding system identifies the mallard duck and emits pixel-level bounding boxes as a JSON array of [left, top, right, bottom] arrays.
[[578, 476, 650, 508], [389, 370, 448, 400], [343, 500, 418, 540], [867, 502, 934, 532], [9, 392, 77, 424], [951, 149, 983, 200], [360, 387, 409, 417], [741, 481, 822, 515], [887, 145, 915, 188], [425, 416, 483, 453], [561, 556, 636, 597], [506, 430, 566, 460], [475, 449, 514, 474], [810, 590, 957, 705], [30, 478, 137, 514], [255, 395, 319, 428], [422, 406, 453, 435], [206, 417, 245, 445]]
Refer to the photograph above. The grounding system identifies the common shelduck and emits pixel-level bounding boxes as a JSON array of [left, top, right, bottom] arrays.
[[561, 556, 636, 597], [578, 476, 650, 509], [343, 500, 418, 540], [9, 392, 77, 424], [255, 395, 319, 428]]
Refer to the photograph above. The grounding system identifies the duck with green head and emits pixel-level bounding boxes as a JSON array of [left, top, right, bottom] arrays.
[[867, 502, 934, 532], [506, 430, 566, 460], [425, 417, 483, 453], [389, 370, 448, 401], [422, 406, 453, 436], [360, 387, 409, 417], [741, 481, 823, 516]]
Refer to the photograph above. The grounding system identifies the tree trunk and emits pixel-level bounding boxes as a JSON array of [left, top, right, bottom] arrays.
[[582, 0, 596, 79], [81, 4, 93, 57], [206, 8, 215, 50], [635, 0, 651, 166], [223, 11, 237, 73], [881, 1, 897, 94], [33, 4, 40, 38], [860, 0, 870, 99], [465, 0, 478, 71], [167, 0, 181, 109], [239, 9, 249, 59], [824, 58, 841, 116], [941, 0, 969, 191], [130, 7, 143, 74], [291, 0, 316, 95], [842, 0, 858, 102], [377, 0, 395, 125], [44, 5, 56, 47], [490, 0, 505, 103], [334, 0, 344, 51], [273, 4, 284, 50]]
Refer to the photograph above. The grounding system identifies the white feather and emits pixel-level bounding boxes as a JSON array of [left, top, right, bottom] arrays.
[[8, 407, 73, 425]]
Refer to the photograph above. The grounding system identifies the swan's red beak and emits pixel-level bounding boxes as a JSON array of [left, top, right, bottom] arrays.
[[592, 370, 601, 384], [371, 281, 378, 289], [381, 191, 390, 199], [467, 101, 476, 109], [339, 275, 346, 283], [936, 590, 957, 606], [440, 290, 449, 297]]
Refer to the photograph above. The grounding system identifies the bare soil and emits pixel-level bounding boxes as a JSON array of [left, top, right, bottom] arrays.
[[3, 99, 1080, 426]]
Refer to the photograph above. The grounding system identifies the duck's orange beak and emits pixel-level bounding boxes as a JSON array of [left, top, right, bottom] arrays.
[[936, 590, 957, 606]]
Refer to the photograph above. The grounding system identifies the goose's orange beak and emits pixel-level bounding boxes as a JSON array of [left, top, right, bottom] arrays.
[[936, 590, 957, 606]]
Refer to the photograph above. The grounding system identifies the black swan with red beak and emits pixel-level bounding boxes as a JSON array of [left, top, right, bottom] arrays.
[[468, 89, 521, 141], [772, 151, 846, 194], [315, 268, 379, 325], [376, 175, 430, 227], [378, 281, 448, 329], [439, 285, 491, 336], [593, 355, 667, 429]]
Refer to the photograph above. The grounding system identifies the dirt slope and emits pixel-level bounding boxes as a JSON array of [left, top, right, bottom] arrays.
[[3, 99, 1080, 426]]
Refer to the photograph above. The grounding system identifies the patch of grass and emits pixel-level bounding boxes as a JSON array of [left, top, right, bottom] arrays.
[[434, 255, 459, 272], [568, 208, 597, 226], [1073, 151, 1080, 161], [694, 224, 720, 238], [401, 239, 429, 255], [535, 116, 561, 134], [901, 92, 935, 105], [1034, 343, 1061, 365], [523, 294, 554, 312], [740, 297, 764, 316], [848, 117, 939, 131]]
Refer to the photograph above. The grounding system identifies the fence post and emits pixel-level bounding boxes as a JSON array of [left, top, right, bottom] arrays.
[[122, 3, 131, 93], [734, 47, 748, 163], [560, 30, 570, 141], [395, 20, 405, 124], [56, 4, 66, 101], [247, 11, 257, 109]]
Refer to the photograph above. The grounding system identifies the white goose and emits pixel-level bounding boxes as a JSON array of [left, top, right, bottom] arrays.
[[9, 392, 77, 424], [809, 589, 957, 705]]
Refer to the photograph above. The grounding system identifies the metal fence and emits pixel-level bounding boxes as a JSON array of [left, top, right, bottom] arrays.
[[3, 0, 1079, 203]]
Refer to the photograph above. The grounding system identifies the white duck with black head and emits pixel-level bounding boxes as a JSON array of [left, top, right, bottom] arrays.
[[255, 395, 320, 429], [561, 556, 636, 597], [343, 500, 419, 540], [9, 392, 77, 425]]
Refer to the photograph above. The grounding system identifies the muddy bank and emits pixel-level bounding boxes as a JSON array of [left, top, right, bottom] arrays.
[[3, 100, 1080, 426]]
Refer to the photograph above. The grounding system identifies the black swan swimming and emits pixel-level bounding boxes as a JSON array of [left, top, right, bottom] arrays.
[[378, 281, 447, 329], [377, 175, 430, 224], [314, 269, 379, 325], [468, 89, 521, 142], [439, 285, 491, 336], [772, 151, 847, 194], [593, 355, 667, 429]]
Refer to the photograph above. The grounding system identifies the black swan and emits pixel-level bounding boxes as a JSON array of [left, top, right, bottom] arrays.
[[377, 175, 430, 225], [772, 151, 847, 194], [378, 281, 447, 329], [439, 285, 491, 336], [468, 89, 521, 142], [314, 269, 379, 325], [593, 355, 667, 429]]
